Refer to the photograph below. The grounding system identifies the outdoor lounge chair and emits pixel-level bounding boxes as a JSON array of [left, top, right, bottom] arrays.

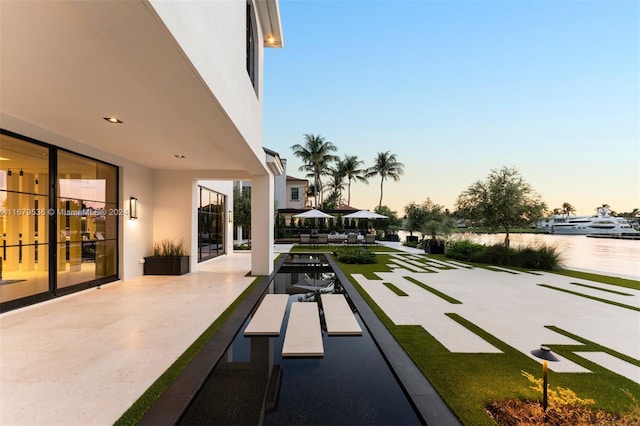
[[364, 234, 376, 246], [317, 234, 328, 245], [300, 234, 311, 246], [346, 233, 358, 246]]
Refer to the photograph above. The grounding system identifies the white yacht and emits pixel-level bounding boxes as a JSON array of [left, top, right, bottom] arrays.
[[549, 216, 595, 235], [549, 207, 639, 236], [586, 217, 639, 239]]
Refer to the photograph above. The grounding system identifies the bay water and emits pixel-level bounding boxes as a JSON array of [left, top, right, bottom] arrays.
[[398, 231, 640, 280]]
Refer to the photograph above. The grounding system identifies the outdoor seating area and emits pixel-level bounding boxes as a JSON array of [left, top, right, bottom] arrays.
[[297, 231, 377, 247], [290, 208, 386, 248]]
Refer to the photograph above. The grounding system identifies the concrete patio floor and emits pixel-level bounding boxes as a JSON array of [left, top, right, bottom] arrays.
[[1, 243, 638, 425], [0, 253, 255, 426]]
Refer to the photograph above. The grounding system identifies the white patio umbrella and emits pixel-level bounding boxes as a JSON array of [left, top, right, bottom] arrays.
[[293, 209, 335, 219], [342, 210, 387, 231], [342, 210, 388, 219]]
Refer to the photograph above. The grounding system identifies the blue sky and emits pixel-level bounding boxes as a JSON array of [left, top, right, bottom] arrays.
[[263, 0, 639, 216]]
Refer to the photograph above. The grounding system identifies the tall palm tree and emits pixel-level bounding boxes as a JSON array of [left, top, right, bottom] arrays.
[[290, 134, 338, 208], [339, 154, 368, 206], [325, 164, 346, 203], [324, 168, 346, 208], [366, 151, 404, 208], [561, 202, 576, 217]]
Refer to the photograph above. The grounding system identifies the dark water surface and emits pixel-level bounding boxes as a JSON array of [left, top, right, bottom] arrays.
[[178, 255, 421, 425]]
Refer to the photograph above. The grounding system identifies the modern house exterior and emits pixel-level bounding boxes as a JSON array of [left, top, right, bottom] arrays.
[[0, 0, 284, 312]]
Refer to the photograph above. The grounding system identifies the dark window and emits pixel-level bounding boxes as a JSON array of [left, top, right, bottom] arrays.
[[291, 187, 299, 201], [246, 2, 257, 94]]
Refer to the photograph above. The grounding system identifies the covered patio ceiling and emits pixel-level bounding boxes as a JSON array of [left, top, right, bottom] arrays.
[[0, 0, 268, 177]]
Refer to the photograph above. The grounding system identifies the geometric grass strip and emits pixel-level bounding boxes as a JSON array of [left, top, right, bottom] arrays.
[[383, 281, 409, 296], [538, 284, 640, 312], [569, 282, 634, 296], [404, 276, 462, 304]]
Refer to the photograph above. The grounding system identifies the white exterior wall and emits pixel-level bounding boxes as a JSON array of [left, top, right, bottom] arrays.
[[274, 159, 287, 209], [286, 180, 307, 209], [1, 0, 278, 289], [0, 114, 156, 281], [251, 174, 274, 275], [149, 0, 265, 159]]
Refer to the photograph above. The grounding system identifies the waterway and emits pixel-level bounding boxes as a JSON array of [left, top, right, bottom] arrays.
[[398, 231, 640, 280]]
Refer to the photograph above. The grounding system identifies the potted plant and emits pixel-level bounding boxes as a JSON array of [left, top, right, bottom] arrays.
[[143, 238, 190, 275], [421, 218, 453, 254]]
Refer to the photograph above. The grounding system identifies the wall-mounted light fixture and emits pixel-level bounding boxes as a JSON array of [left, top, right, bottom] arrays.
[[229, 210, 233, 223], [7, 169, 11, 176], [19, 169, 24, 176], [130, 197, 138, 220]]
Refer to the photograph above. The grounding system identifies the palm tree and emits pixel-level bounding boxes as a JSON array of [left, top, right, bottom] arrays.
[[561, 202, 576, 217], [339, 154, 368, 206], [325, 166, 346, 206], [290, 134, 338, 207], [366, 151, 404, 208]]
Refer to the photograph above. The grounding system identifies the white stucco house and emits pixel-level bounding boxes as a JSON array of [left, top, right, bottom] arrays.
[[0, 0, 284, 311]]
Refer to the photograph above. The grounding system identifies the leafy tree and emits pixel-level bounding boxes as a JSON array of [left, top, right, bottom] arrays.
[[290, 134, 338, 208], [617, 208, 640, 218], [455, 166, 547, 247], [339, 154, 368, 206], [373, 205, 402, 231], [233, 186, 251, 241], [366, 151, 404, 208], [404, 199, 450, 240]]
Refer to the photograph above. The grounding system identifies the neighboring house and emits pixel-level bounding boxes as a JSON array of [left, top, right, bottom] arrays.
[[286, 175, 310, 209], [0, 0, 284, 312]]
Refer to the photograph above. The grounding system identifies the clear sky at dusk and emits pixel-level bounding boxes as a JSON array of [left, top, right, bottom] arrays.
[[263, 0, 639, 217]]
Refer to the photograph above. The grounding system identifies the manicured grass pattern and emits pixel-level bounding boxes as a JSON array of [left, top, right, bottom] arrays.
[[538, 283, 640, 312], [404, 275, 462, 304], [382, 281, 408, 296], [337, 253, 640, 425]]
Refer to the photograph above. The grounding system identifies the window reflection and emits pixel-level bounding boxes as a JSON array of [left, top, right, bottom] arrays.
[[56, 151, 117, 289], [198, 186, 226, 262]]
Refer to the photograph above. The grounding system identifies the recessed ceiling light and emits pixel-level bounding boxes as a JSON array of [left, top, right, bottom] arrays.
[[174, 154, 186, 158], [103, 117, 123, 124], [266, 35, 276, 44], [0, 157, 10, 161]]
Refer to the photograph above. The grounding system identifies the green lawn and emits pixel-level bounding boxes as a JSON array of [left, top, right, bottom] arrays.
[[337, 253, 640, 425]]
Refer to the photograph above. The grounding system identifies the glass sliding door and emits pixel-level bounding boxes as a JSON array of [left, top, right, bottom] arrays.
[[57, 151, 117, 288], [198, 186, 226, 262], [1, 130, 119, 311], [0, 134, 50, 304]]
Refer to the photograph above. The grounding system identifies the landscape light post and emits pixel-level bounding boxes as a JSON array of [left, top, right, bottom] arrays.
[[530, 345, 560, 411]]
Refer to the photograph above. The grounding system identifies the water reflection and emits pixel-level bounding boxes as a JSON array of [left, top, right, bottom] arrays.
[[459, 233, 640, 279], [179, 254, 421, 425]]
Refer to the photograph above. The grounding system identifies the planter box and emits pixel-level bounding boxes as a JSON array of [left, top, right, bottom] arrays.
[[143, 256, 190, 275], [424, 239, 445, 254]]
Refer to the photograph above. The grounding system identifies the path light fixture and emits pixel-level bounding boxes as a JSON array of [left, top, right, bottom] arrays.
[[530, 345, 560, 411]]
